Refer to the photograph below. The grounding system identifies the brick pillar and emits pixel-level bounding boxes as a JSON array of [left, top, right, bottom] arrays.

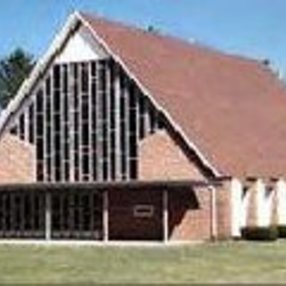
[[215, 180, 232, 239]]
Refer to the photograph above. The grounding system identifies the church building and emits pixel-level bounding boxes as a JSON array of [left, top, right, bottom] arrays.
[[0, 11, 286, 241]]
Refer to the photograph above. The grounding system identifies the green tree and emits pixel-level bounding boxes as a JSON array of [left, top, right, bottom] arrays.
[[0, 48, 34, 108]]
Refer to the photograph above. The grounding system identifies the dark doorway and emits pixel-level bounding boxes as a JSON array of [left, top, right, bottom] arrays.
[[108, 189, 163, 240]]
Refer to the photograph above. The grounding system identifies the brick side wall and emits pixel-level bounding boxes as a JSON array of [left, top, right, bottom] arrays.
[[0, 134, 35, 183], [216, 181, 232, 239], [138, 130, 229, 241], [138, 130, 205, 180], [169, 187, 212, 241]]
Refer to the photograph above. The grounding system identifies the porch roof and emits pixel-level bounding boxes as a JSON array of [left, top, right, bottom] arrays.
[[0, 179, 221, 192]]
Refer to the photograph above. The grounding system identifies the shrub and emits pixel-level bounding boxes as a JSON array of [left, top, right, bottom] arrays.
[[241, 226, 278, 241], [278, 225, 286, 238]]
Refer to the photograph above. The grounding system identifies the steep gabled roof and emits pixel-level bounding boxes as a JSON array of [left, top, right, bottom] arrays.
[[1, 11, 286, 178], [81, 12, 286, 178]]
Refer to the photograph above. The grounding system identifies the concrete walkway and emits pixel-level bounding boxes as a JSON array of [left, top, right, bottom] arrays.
[[0, 239, 203, 247]]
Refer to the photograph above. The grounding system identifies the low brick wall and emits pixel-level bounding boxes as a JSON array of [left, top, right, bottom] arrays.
[[0, 134, 35, 183]]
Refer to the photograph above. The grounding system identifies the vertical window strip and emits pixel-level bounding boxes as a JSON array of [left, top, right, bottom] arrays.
[[96, 61, 103, 181], [59, 64, 65, 182], [42, 79, 47, 182], [109, 60, 116, 180], [36, 89, 44, 181], [105, 60, 112, 181], [63, 64, 70, 181], [119, 70, 127, 180], [88, 61, 94, 182], [50, 68, 55, 182], [53, 64, 62, 182], [68, 63, 75, 182], [139, 93, 146, 139], [124, 77, 130, 180], [91, 61, 97, 181], [150, 103, 158, 133], [102, 61, 108, 180], [73, 63, 80, 181], [45, 76, 52, 181], [81, 62, 90, 181], [32, 95, 37, 181], [28, 103, 35, 144], [59, 64, 67, 182], [114, 64, 121, 181], [78, 63, 83, 181], [19, 114, 25, 140], [129, 82, 138, 179]]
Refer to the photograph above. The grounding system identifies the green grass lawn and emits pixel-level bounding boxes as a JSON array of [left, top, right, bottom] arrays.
[[0, 241, 286, 284]]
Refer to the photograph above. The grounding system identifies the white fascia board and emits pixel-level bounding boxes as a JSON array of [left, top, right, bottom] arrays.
[[0, 12, 81, 139], [78, 12, 220, 178]]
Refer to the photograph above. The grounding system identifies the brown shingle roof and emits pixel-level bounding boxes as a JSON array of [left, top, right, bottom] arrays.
[[81, 12, 286, 178]]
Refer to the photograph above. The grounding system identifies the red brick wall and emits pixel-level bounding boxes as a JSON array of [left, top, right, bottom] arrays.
[[138, 130, 205, 180], [137, 130, 228, 241], [169, 187, 212, 241], [216, 181, 232, 239], [0, 134, 35, 183], [108, 187, 213, 241]]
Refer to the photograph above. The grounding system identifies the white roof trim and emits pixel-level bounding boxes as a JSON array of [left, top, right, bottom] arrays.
[[0, 12, 81, 137], [0, 11, 221, 177]]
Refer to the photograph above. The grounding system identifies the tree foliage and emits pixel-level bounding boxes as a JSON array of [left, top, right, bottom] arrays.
[[0, 48, 34, 108]]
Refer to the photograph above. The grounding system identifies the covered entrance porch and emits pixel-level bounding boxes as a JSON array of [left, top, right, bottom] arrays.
[[0, 180, 216, 242]]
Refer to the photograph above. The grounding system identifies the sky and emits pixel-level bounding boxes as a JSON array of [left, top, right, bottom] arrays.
[[0, 0, 286, 76]]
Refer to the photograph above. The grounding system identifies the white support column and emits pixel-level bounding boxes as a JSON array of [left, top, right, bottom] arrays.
[[103, 190, 109, 242], [255, 179, 268, 227], [241, 185, 250, 228], [230, 178, 243, 237], [163, 189, 169, 243], [276, 179, 286, 225], [45, 191, 52, 240]]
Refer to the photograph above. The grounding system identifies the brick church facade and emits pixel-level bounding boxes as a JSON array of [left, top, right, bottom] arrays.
[[0, 11, 285, 241]]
